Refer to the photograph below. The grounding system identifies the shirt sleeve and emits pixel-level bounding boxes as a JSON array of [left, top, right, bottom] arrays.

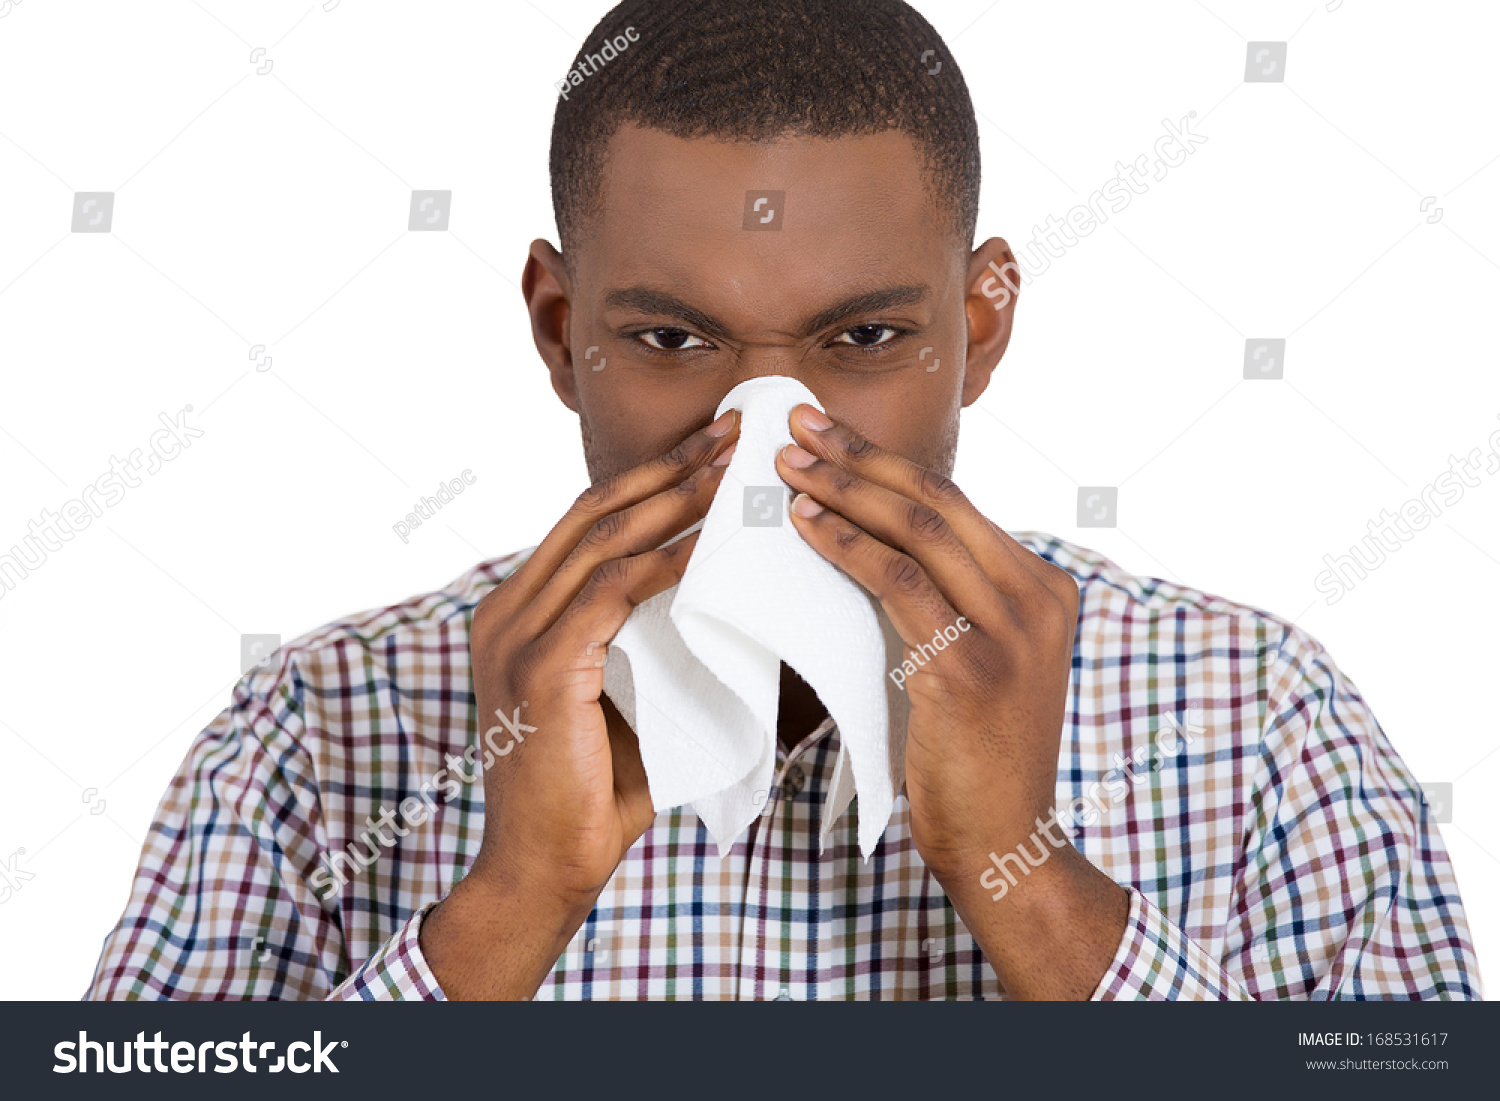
[[328, 902, 446, 1000], [83, 656, 448, 1001], [1091, 625, 1482, 1001]]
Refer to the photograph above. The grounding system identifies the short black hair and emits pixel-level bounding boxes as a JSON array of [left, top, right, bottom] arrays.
[[549, 0, 980, 274]]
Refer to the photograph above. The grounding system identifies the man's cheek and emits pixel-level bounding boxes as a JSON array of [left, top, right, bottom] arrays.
[[608, 416, 714, 473]]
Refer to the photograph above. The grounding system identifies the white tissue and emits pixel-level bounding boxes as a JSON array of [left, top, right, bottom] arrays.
[[601, 376, 910, 860]]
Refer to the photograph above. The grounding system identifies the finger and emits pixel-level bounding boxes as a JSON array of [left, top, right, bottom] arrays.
[[788, 405, 1078, 616], [502, 409, 738, 606], [522, 531, 702, 707], [603, 695, 654, 830], [785, 497, 962, 657], [603, 693, 649, 795], [787, 404, 1043, 600], [775, 442, 1009, 629], [518, 458, 727, 639], [980, 517, 1082, 615]]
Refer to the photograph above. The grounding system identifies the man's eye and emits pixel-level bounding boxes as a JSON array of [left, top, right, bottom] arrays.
[[832, 325, 901, 348], [637, 328, 710, 351]]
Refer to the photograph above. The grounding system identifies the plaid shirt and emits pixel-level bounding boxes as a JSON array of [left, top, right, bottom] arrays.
[[85, 533, 1480, 1000]]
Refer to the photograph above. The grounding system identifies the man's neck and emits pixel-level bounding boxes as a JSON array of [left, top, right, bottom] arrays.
[[776, 663, 827, 755]]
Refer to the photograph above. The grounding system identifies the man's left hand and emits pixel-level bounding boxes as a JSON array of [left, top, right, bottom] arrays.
[[776, 402, 1129, 999]]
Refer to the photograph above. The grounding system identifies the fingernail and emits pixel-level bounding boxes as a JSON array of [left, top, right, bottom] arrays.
[[706, 410, 735, 437], [712, 442, 737, 466], [797, 405, 833, 431], [780, 444, 817, 469], [791, 492, 824, 518]]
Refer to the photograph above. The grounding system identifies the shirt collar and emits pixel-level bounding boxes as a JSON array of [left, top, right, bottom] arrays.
[[775, 713, 838, 768]]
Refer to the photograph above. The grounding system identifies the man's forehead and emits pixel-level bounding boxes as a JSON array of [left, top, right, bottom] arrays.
[[593, 124, 934, 229], [576, 123, 950, 305]]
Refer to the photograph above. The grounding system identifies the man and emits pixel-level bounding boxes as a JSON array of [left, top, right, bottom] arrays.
[[87, 0, 1479, 1000]]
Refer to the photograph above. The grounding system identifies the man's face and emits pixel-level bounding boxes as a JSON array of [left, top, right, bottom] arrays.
[[529, 122, 1013, 484]]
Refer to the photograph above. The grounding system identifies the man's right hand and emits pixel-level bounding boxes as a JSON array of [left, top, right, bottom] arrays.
[[420, 409, 739, 999]]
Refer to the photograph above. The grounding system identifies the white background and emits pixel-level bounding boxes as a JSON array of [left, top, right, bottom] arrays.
[[0, 0, 1495, 999]]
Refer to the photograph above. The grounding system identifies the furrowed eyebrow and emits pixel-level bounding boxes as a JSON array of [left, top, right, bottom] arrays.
[[799, 285, 930, 336], [603, 284, 931, 342], [603, 289, 734, 341]]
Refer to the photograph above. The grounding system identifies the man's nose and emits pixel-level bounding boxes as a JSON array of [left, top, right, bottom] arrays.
[[704, 358, 824, 430], [728, 341, 812, 389]]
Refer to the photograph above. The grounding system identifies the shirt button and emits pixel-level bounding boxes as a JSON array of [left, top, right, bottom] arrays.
[[782, 765, 805, 799]]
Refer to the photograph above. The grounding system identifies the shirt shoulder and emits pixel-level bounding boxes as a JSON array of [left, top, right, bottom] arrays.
[[240, 546, 540, 699], [1014, 528, 1331, 681]]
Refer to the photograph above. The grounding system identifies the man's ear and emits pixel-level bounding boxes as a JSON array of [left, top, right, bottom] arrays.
[[961, 237, 1019, 407], [522, 238, 578, 413]]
